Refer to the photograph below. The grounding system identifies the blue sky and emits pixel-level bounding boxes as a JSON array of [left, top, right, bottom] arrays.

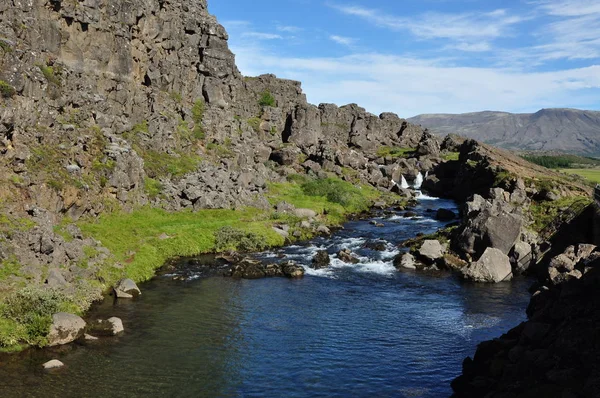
[[209, 0, 600, 117]]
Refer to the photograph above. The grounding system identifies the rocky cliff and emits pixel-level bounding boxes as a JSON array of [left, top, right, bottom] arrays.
[[409, 109, 600, 155], [0, 0, 442, 308]]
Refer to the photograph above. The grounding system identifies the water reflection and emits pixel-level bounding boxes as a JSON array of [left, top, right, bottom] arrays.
[[0, 198, 532, 397]]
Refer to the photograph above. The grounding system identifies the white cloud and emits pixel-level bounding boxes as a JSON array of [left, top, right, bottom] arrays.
[[329, 35, 356, 46], [330, 4, 526, 41], [448, 42, 492, 52], [277, 25, 303, 33], [231, 45, 600, 116], [535, 0, 600, 17], [241, 32, 283, 40]]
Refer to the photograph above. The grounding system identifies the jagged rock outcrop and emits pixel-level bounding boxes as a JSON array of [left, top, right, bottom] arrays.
[[453, 246, 600, 397], [0, 0, 440, 301]]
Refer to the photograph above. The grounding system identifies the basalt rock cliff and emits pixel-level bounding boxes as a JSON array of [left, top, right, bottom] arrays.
[[0, 0, 438, 299]]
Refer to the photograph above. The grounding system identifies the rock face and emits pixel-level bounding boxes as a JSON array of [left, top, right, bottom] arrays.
[[0, 0, 442, 302], [453, 246, 600, 397], [462, 248, 513, 283], [47, 313, 86, 346]]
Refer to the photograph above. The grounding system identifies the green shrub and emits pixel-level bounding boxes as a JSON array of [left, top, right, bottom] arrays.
[[214, 226, 266, 253], [258, 91, 276, 107], [1, 287, 69, 347], [0, 80, 15, 98], [139, 149, 201, 179], [301, 177, 368, 208]]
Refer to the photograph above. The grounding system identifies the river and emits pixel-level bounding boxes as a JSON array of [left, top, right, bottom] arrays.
[[0, 194, 532, 397]]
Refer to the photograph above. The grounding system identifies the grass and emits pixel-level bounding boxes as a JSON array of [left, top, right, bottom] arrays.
[[248, 117, 261, 133], [523, 154, 600, 169], [442, 152, 460, 161], [0, 80, 15, 98], [376, 146, 415, 159], [140, 149, 201, 179], [37, 64, 61, 85], [530, 196, 592, 232], [560, 169, 600, 184], [78, 207, 285, 283], [191, 99, 205, 140]]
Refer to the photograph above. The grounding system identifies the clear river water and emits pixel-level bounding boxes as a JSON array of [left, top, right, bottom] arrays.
[[0, 195, 532, 397]]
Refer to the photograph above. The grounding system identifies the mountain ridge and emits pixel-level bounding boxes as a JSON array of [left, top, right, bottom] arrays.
[[408, 108, 600, 155]]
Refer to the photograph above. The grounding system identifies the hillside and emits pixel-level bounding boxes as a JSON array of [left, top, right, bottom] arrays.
[[408, 108, 600, 155]]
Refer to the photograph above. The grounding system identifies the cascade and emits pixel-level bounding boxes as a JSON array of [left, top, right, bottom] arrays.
[[414, 172, 424, 189], [400, 175, 410, 189]]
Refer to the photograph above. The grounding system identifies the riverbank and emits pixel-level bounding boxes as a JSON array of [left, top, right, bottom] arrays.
[[0, 176, 401, 352], [0, 192, 535, 397]]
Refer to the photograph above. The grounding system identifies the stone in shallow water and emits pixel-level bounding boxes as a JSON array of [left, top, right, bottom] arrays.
[[114, 278, 141, 298], [47, 313, 86, 347], [43, 360, 64, 369]]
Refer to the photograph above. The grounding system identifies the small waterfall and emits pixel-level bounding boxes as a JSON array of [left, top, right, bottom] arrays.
[[400, 175, 409, 189], [413, 172, 424, 189]]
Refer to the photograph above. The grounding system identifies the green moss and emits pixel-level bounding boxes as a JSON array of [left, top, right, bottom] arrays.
[[37, 64, 61, 86], [144, 177, 163, 199], [248, 117, 261, 133], [442, 152, 460, 161], [258, 90, 276, 107], [530, 196, 592, 233], [192, 99, 205, 140], [0, 80, 16, 98], [0, 257, 21, 281], [0, 40, 13, 53], [169, 91, 183, 103], [139, 148, 201, 179], [376, 146, 414, 158]]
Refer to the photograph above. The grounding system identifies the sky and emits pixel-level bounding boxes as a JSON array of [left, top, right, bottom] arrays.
[[208, 0, 600, 117]]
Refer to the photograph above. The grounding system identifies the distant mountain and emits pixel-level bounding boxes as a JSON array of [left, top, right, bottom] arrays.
[[408, 108, 600, 155]]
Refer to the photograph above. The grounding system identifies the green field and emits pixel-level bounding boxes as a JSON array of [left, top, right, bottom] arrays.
[[560, 168, 600, 184]]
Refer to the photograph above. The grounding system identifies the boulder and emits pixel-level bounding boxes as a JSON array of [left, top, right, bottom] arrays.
[[294, 208, 317, 219], [263, 263, 284, 277], [435, 208, 456, 221], [365, 240, 387, 251], [114, 278, 141, 298], [312, 250, 330, 269], [316, 225, 331, 235], [395, 253, 417, 270], [47, 313, 86, 347], [281, 261, 305, 278], [338, 249, 360, 264], [417, 240, 446, 263], [549, 253, 576, 272], [272, 227, 290, 239], [46, 269, 68, 288], [456, 207, 523, 258], [511, 241, 533, 274], [462, 248, 513, 283], [43, 360, 64, 369], [228, 258, 266, 279], [89, 317, 124, 336]]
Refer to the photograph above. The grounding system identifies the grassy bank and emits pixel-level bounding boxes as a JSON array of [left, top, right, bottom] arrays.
[[0, 175, 396, 352], [560, 169, 600, 184]]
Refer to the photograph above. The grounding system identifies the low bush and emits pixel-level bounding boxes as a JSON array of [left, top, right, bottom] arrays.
[[214, 226, 266, 252], [258, 91, 276, 107], [0, 80, 16, 98]]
